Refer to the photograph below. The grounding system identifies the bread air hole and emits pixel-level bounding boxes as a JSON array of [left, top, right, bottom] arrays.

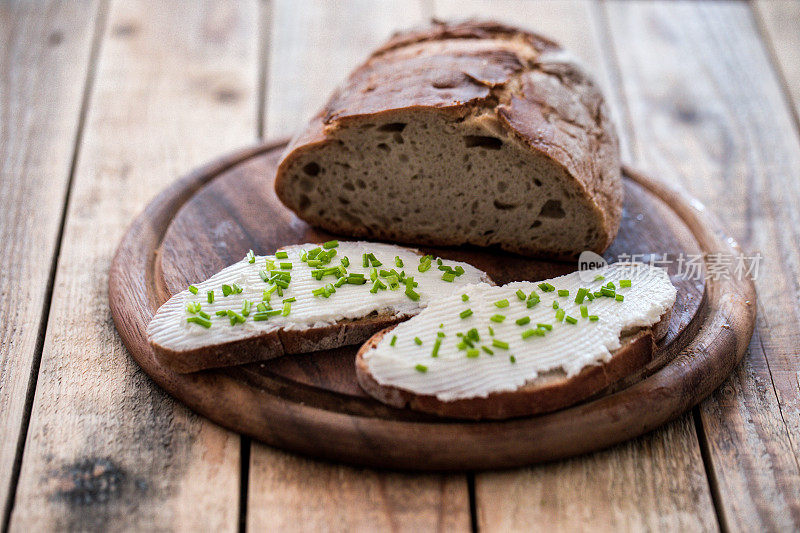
[[463, 135, 503, 150], [377, 122, 407, 132], [493, 199, 519, 210], [538, 199, 566, 219], [302, 162, 321, 176]]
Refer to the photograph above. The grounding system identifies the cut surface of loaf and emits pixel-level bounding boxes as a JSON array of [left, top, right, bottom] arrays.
[[275, 20, 622, 259], [356, 263, 677, 419], [147, 241, 490, 373]]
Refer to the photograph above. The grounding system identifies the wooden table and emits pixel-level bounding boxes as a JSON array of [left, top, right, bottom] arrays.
[[2, 1, 798, 531]]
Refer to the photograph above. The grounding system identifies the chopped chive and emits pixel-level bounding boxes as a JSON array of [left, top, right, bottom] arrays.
[[616, 294, 624, 302], [334, 276, 347, 288], [594, 274, 605, 281], [418, 262, 431, 273], [221, 284, 232, 297], [490, 314, 506, 323], [466, 348, 479, 358], [462, 294, 469, 302], [370, 279, 386, 293], [367, 253, 382, 267], [188, 285, 198, 295], [454, 265, 465, 276], [347, 274, 367, 285], [481, 346, 494, 355], [415, 364, 428, 373], [282, 297, 296, 303], [441, 271, 455, 282], [526, 298, 539, 309], [242, 299, 252, 316], [207, 290, 214, 303], [278, 262, 291, 270], [414, 337, 423, 345], [282, 302, 291, 316], [510, 355, 517, 363], [494, 299, 509, 308], [227, 310, 245, 325], [460, 309, 473, 319], [556, 309, 565, 321], [552, 300, 559, 309], [594, 291, 603, 298], [575, 287, 588, 304], [467, 328, 480, 341], [522, 328, 544, 339], [606, 281, 615, 289], [437, 331, 445, 337], [215, 310, 228, 317], [580, 304, 588, 318], [187, 316, 211, 328], [197, 310, 210, 320], [601, 287, 616, 297], [247, 250, 256, 263], [488, 326, 495, 336], [263, 285, 277, 300], [587, 292, 595, 301], [516, 289, 526, 301], [369, 267, 378, 281], [536, 323, 553, 330], [256, 302, 267, 312], [565, 315, 578, 324], [362, 253, 369, 267], [456, 341, 469, 350], [538, 282, 555, 292], [492, 339, 509, 350], [516, 316, 531, 326], [390, 335, 397, 346], [341, 256, 350, 267], [275, 251, 288, 259], [395, 256, 404, 267], [432, 338, 442, 357], [557, 289, 569, 297], [620, 279, 632, 287], [259, 270, 270, 282], [589, 315, 600, 321], [322, 240, 338, 249], [405, 287, 420, 301]]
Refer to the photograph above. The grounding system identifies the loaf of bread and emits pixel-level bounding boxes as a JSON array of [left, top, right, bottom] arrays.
[[275, 20, 622, 259]]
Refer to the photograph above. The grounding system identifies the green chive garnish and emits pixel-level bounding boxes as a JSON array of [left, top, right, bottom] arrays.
[[620, 279, 631, 287], [580, 304, 588, 318], [537, 323, 553, 330], [323, 240, 338, 249], [390, 335, 397, 346], [415, 364, 428, 373], [187, 316, 211, 328], [482, 346, 494, 355], [460, 309, 473, 319], [215, 310, 227, 317], [462, 294, 469, 302], [556, 309, 565, 321], [188, 285, 198, 295], [466, 349, 479, 358], [494, 299, 509, 308], [510, 355, 516, 363], [467, 328, 480, 341], [516, 316, 531, 326], [575, 288, 588, 304], [395, 256, 403, 267], [282, 302, 291, 316], [488, 326, 495, 336], [616, 294, 624, 302], [247, 250, 256, 263], [405, 287, 420, 301], [557, 289, 569, 297], [589, 315, 600, 321], [522, 328, 544, 339], [222, 284, 232, 296], [538, 282, 555, 292], [492, 339, 509, 350], [418, 262, 431, 273], [432, 338, 442, 357], [341, 256, 350, 267], [515, 289, 526, 301], [565, 315, 578, 324], [414, 337, 422, 345], [279, 262, 291, 270], [490, 314, 506, 323], [606, 281, 615, 289], [552, 300, 559, 309], [594, 274, 605, 281], [242, 299, 252, 316], [276, 251, 288, 259], [207, 290, 214, 303], [601, 287, 615, 297], [442, 272, 456, 282]]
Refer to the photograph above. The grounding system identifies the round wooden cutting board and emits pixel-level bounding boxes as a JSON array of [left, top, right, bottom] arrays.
[[109, 140, 756, 471]]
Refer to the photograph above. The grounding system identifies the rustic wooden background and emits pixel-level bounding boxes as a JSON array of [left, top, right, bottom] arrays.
[[1, 0, 799, 531]]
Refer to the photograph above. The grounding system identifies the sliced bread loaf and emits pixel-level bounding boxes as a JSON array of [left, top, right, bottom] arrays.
[[275, 20, 622, 259], [147, 241, 490, 373], [356, 263, 676, 419]]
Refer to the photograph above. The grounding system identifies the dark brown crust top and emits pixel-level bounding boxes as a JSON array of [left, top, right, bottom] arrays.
[[276, 19, 622, 255]]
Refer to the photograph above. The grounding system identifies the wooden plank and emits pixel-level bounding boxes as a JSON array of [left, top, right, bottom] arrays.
[[8, 1, 260, 530], [247, 2, 471, 530], [432, 1, 717, 530], [604, 1, 800, 530], [754, 0, 800, 122], [0, 0, 101, 523]]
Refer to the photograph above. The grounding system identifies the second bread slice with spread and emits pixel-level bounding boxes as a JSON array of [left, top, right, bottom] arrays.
[[356, 263, 677, 419]]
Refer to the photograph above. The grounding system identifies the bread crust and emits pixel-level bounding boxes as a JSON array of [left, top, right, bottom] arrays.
[[275, 19, 622, 258], [355, 306, 673, 420]]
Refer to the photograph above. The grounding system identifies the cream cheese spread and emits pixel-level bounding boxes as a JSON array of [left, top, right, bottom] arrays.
[[362, 263, 677, 401], [148, 241, 487, 352]]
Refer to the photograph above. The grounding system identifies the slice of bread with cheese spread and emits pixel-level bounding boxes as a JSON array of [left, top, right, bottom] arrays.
[[356, 263, 676, 419], [148, 241, 490, 373]]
